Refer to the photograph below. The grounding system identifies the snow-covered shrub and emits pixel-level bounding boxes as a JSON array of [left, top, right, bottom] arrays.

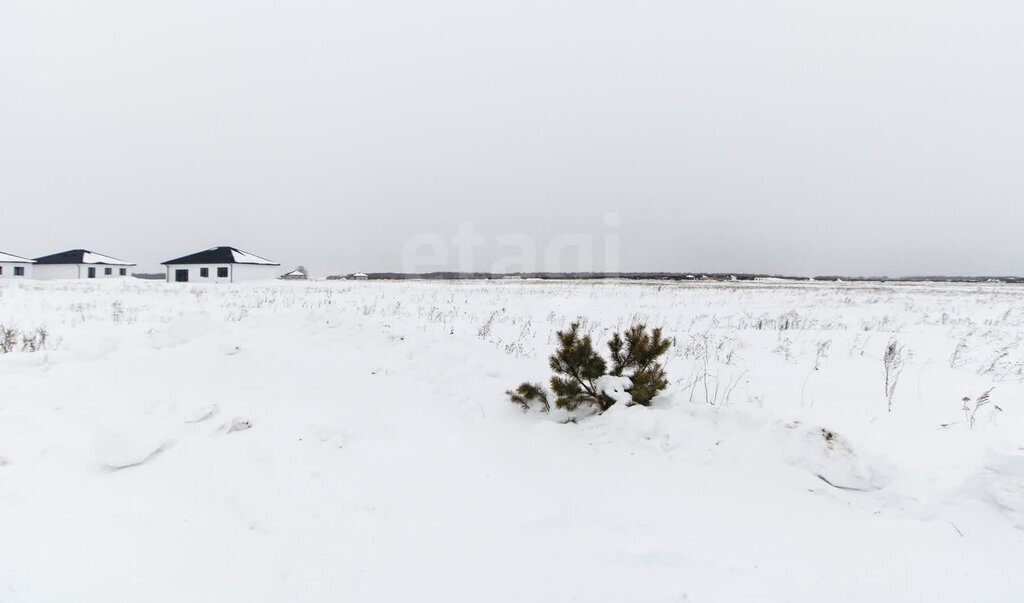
[[506, 382, 550, 413], [607, 324, 671, 406], [548, 322, 611, 411], [508, 321, 672, 416]]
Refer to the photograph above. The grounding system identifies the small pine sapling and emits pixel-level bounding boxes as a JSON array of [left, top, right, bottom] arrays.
[[507, 321, 673, 417], [608, 324, 671, 405], [548, 322, 612, 411], [506, 382, 550, 413]]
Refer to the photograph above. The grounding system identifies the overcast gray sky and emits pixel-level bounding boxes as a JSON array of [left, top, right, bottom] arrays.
[[2, 1, 1022, 276]]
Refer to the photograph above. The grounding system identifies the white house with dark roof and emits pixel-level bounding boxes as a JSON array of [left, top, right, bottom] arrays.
[[161, 246, 280, 283], [0, 251, 34, 279], [32, 249, 135, 280], [280, 269, 308, 280]]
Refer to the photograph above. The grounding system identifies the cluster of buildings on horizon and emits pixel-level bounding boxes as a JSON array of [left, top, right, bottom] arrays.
[[2, 247, 1018, 285], [0, 246, 358, 283]]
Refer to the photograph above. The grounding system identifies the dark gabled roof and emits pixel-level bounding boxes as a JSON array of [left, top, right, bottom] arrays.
[[161, 246, 279, 266], [33, 249, 134, 265]]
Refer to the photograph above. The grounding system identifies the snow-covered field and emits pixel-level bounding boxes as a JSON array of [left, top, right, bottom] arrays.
[[1, 278, 1022, 602]]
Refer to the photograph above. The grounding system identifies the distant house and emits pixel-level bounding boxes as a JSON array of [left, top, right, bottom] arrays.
[[351, 272, 369, 280], [161, 246, 280, 283], [280, 269, 308, 280], [33, 249, 134, 280], [0, 251, 34, 279]]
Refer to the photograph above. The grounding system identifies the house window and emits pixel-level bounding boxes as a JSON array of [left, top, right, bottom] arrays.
[[174, 269, 189, 282], [104, 267, 112, 275], [0, 266, 3, 275], [119, 268, 127, 276], [217, 267, 229, 278], [88, 267, 96, 278], [200, 268, 209, 278], [14, 267, 23, 276]]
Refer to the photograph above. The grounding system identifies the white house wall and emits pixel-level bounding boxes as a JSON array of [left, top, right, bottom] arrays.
[[165, 264, 232, 283], [33, 264, 132, 280], [165, 263, 279, 283], [32, 265, 81, 280], [0, 263, 32, 279], [89, 265, 131, 279], [232, 263, 280, 282]]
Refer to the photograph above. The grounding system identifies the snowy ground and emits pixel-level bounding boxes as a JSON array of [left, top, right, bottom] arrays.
[[1, 278, 1022, 602]]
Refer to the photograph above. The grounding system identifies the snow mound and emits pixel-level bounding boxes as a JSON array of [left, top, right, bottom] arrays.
[[227, 418, 252, 433], [780, 422, 883, 492], [596, 375, 633, 406], [95, 429, 171, 470], [980, 448, 1024, 528], [147, 317, 219, 349], [184, 404, 219, 424]]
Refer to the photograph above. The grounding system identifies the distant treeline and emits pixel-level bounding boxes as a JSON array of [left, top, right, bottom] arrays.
[[323, 272, 1024, 283]]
